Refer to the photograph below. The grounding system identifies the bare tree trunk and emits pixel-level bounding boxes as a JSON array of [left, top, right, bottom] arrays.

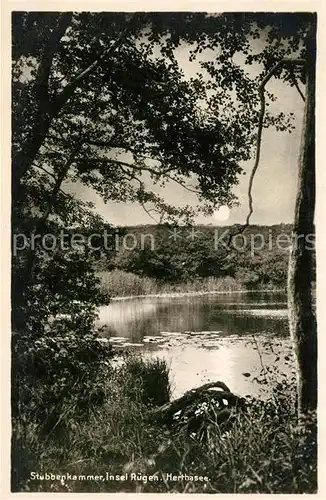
[[288, 39, 317, 414]]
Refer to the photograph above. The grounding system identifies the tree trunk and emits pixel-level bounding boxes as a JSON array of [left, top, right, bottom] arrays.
[[12, 13, 73, 206], [288, 38, 317, 414]]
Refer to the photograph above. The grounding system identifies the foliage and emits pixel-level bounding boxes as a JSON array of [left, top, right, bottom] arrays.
[[11, 329, 114, 431], [12, 12, 315, 235], [13, 353, 316, 493], [11, 355, 171, 491], [12, 12, 256, 221], [98, 224, 296, 289]]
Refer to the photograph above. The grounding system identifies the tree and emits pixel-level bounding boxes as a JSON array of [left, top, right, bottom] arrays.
[[11, 12, 240, 333], [12, 12, 246, 213], [288, 29, 317, 414]]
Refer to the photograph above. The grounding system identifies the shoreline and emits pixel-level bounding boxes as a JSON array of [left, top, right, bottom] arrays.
[[109, 288, 286, 302]]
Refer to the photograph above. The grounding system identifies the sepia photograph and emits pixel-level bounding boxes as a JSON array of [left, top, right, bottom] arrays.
[[10, 9, 318, 493]]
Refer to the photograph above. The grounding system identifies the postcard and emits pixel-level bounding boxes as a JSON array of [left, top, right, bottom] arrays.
[[1, 1, 324, 497]]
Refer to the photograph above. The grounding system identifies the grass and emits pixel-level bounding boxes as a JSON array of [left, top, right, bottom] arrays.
[[122, 356, 172, 407], [12, 352, 317, 494], [97, 270, 245, 298]]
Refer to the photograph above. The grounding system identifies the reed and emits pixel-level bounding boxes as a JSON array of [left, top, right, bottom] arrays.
[[97, 270, 244, 298]]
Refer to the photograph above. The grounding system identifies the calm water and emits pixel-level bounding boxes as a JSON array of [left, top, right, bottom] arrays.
[[97, 291, 292, 398]]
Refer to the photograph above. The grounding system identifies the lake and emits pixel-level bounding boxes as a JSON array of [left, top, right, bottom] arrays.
[[96, 291, 293, 399]]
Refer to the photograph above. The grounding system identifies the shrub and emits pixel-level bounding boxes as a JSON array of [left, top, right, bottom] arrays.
[[11, 323, 114, 491]]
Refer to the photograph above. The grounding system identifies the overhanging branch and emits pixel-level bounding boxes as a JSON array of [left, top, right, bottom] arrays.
[[226, 57, 306, 248], [55, 13, 140, 109], [289, 68, 306, 102], [246, 58, 306, 226]]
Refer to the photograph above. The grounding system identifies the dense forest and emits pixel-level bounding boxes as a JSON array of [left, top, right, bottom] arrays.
[[91, 223, 314, 291]]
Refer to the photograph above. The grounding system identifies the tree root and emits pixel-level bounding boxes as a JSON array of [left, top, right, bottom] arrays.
[[149, 381, 246, 429]]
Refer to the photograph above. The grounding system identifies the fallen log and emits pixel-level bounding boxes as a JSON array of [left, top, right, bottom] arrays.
[[149, 381, 246, 428]]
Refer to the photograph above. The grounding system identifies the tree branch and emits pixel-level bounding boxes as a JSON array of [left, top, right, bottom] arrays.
[[139, 202, 162, 224], [246, 58, 306, 225], [55, 13, 140, 109], [12, 14, 142, 200], [289, 68, 306, 102], [31, 164, 70, 198], [260, 58, 306, 88], [100, 157, 200, 196], [225, 57, 306, 248], [32, 164, 56, 181], [86, 139, 158, 161], [118, 165, 144, 188]]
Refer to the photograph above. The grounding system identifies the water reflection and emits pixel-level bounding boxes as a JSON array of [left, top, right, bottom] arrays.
[[97, 292, 288, 341], [96, 291, 290, 398]]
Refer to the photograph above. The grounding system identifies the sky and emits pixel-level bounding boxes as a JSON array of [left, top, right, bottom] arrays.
[[67, 38, 305, 228]]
